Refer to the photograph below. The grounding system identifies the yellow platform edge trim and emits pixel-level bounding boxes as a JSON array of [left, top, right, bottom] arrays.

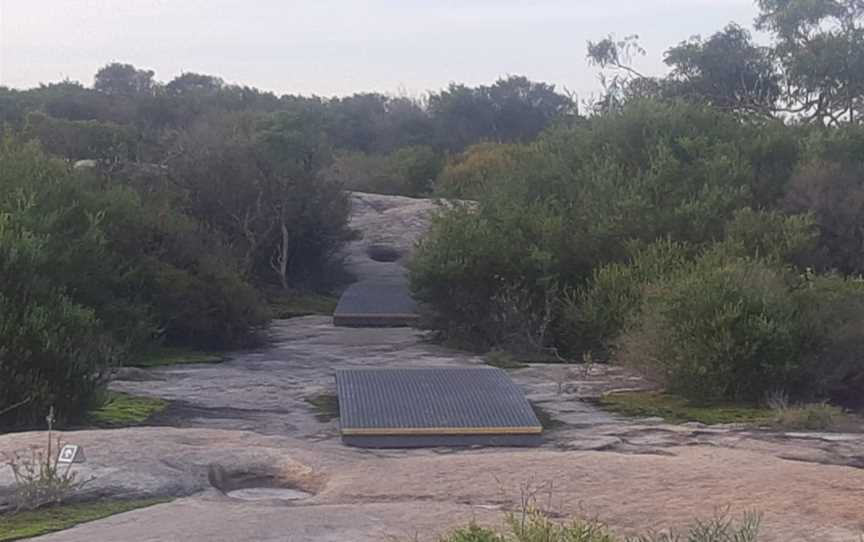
[[341, 426, 543, 436]]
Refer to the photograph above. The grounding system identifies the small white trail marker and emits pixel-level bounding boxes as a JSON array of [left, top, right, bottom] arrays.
[[58, 444, 86, 464]]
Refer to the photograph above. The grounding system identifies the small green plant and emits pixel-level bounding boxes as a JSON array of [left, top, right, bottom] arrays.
[[438, 523, 503, 542], [628, 510, 761, 542], [305, 393, 340, 422], [86, 392, 167, 426], [1, 408, 92, 512]]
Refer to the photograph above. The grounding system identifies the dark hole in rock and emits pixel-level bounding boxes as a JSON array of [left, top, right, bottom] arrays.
[[366, 244, 402, 262], [208, 466, 313, 502]]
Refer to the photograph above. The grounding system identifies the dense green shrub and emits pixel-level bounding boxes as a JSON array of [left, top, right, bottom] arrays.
[[434, 143, 521, 198], [783, 160, 864, 274], [0, 136, 272, 427], [617, 256, 804, 402], [322, 145, 442, 197], [0, 215, 118, 428], [23, 111, 136, 161], [412, 101, 792, 352], [557, 239, 692, 358], [172, 113, 352, 290], [792, 273, 864, 406], [616, 253, 864, 404]]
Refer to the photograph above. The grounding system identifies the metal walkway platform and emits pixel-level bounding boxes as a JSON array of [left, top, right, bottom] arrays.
[[336, 367, 543, 448], [332, 281, 419, 327]]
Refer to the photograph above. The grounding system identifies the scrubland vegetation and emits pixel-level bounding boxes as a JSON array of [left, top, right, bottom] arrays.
[[411, 0, 864, 413], [3, 0, 864, 429], [0, 63, 574, 430]]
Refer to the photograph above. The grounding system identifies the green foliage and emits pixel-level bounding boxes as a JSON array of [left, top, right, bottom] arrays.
[[438, 508, 761, 542], [0, 205, 118, 428], [0, 499, 169, 541], [617, 254, 864, 403], [558, 240, 692, 357], [783, 159, 864, 274], [435, 143, 520, 198], [438, 524, 503, 542], [23, 111, 136, 161], [0, 136, 270, 428], [305, 393, 340, 422], [413, 101, 782, 352], [722, 208, 817, 264], [756, 0, 864, 124], [322, 145, 443, 197], [86, 392, 168, 427], [772, 403, 846, 431], [598, 391, 775, 425], [790, 273, 864, 406], [663, 24, 780, 115], [172, 113, 352, 291], [617, 257, 805, 402]]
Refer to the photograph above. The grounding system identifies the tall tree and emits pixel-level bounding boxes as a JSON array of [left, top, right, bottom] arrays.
[[664, 24, 781, 115], [757, 0, 864, 124]]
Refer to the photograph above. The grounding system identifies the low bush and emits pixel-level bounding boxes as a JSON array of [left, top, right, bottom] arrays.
[[771, 403, 845, 431], [617, 256, 804, 403], [557, 240, 692, 358], [0, 216, 118, 428], [321, 145, 442, 197], [434, 142, 521, 198], [617, 255, 864, 404]]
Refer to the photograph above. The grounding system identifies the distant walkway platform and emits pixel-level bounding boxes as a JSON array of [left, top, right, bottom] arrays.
[[336, 367, 543, 448], [332, 281, 419, 327]]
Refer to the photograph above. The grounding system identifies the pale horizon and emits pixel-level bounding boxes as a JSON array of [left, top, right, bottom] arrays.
[[1, 0, 762, 99]]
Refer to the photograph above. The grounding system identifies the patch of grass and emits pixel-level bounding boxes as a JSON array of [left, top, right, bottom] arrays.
[[598, 391, 774, 425], [86, 391, 168, 427], [129, 346, 225, 368], [772, 403, 846, 431], [269, 293, 339, 318], [484, 351, 528, 370], [305, 393, 340, 422], [0, 499, 169, 541]]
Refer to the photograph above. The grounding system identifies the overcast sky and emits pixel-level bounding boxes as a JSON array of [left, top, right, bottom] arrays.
[[0, 0, 762, 100]]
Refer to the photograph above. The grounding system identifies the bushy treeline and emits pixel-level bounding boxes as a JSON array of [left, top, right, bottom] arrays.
[[0, 67, 575, 197], [411, 100, 864, 406], [0, 64, 573, 428]]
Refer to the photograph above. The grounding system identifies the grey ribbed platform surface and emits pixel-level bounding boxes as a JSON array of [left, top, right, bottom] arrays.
[[336, 367, 543, 448], [333, 282, 419, 327]]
